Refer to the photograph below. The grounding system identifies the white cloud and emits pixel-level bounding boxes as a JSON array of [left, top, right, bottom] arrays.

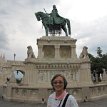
[[69, 0, 107, 22]]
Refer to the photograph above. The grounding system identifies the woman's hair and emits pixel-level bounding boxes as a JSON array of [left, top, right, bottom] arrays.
[[51, 74, 67, 90]]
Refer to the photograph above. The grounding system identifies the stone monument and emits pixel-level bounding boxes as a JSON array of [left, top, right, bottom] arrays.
[[1, 5, 107, 103], [35, 5, 71, 36]]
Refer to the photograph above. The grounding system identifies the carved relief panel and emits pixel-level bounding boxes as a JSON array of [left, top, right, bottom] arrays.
[[43, 45, 55, 58], [60, 46, 71, 58], [37, 69, 79, 83]]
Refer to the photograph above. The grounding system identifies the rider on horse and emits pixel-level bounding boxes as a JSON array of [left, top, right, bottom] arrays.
[[48, 5, 64, 25], [35, 5, 71, 36]]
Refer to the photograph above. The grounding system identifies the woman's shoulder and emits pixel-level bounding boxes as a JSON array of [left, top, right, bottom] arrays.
[[67, 94, 79, 107], [49, 92, 55, 98], [68, 94, 77, 101]]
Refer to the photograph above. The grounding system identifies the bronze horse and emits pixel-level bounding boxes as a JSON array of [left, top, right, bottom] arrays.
[[35, 12, 71, 36]]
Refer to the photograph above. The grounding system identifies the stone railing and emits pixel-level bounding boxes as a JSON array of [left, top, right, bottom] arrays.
[[2, 84, 107, 103]]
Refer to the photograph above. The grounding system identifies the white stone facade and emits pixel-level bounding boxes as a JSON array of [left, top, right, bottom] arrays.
[[0, 36, 107, 102]]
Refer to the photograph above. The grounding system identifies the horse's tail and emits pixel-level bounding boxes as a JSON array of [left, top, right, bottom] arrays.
[[66, 19, 71, 35]]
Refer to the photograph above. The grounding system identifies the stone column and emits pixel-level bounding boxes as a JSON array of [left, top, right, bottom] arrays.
[[79, 60, 93, 85], [55, 45, 60, 59], [71, 46, 72, 58], [71, 46, 77, 59], [37, 45, 43, 59], [5, 85, 12, 99]]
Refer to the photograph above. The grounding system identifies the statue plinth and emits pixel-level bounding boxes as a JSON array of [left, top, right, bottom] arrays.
[[37, 36, 77, 60]]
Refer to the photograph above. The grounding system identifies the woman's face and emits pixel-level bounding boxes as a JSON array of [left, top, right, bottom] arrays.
[[53, 76, 64, 92]]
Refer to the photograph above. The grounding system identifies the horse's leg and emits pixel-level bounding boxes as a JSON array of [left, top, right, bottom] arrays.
[[44, 25, 48, 36], [46, 27, 48, 36], [61, 25, 68, 36], [66, 19, 71, 35], [52, 30, 55, 36]]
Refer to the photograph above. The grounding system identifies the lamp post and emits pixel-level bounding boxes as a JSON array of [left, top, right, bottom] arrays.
[[14, 53, 16, 61]]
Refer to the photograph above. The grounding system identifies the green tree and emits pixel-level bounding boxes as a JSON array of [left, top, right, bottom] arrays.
[[88, 53, 96, 71], [97, 47, 102, 57], [102, 53, 107, 70], [89, 47, 106, 82]]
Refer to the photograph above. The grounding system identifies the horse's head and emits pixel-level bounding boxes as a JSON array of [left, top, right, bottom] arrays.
[[35, 12, 42, 21], [35, 11, 49, 21]]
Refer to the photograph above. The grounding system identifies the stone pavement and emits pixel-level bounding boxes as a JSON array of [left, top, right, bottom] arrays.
[[0, 97, 107, 107]]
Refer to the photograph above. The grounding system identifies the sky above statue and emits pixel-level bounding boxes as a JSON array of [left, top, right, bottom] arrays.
[[0, 0, 107, 60]]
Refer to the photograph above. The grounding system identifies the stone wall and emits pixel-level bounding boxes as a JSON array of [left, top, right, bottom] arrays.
[[2, 84, 107, 103]]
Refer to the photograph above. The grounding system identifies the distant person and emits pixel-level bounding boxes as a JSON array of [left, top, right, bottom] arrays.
[[47, 74, 78, 107]]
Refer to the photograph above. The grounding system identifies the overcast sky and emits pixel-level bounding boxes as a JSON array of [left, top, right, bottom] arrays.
[[0, 0, 107, 60]]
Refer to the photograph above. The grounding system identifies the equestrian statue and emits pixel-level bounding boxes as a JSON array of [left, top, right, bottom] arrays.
[[35, 5, 71, 36]]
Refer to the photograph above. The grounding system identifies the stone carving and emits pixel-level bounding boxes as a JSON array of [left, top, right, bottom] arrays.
[[43, 45, 55, 58], [27, 46, 35, 58], [79, 46, 89, 59], [60, 46, 71, 58], [15, 88, 20, 95], [22, 89, 27, 96]]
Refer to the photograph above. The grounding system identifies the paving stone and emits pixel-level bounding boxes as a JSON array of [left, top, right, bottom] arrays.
[[0, 97, 107, 107]]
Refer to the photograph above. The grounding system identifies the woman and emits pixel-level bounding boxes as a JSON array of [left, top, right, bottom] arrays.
[[47, 74, 79, 107]]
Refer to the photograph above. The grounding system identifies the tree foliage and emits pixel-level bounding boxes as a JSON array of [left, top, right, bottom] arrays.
[[89, 47, 107, 74], [88, 47, 107, 82], [97, 47, 102, 57]]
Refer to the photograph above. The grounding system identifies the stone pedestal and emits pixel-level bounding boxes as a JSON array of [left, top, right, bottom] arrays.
[[37, 36, 77, 60], [79, 59, 93, 86]]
